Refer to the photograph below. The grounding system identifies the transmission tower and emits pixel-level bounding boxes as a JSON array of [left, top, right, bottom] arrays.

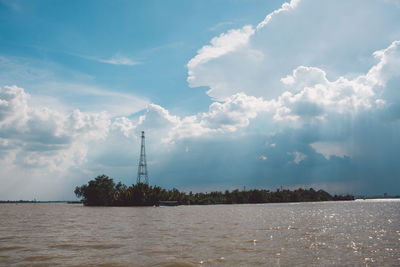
[[137, 131, 149, 184]]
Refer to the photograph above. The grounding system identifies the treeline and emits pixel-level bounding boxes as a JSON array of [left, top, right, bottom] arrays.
[[74, 175, 354, 206]]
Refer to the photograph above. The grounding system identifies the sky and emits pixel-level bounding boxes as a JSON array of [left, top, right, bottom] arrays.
[[1, 0, 400, 200]]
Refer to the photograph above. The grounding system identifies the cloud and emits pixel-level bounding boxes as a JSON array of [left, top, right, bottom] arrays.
[[200, 93, 273, 131], [187, 0, 300, 94], [96, 54, 141, 66], [0, 85, 111, 171], [187, 25, 255, 96], [275, 40, 400, 122], [208, 21, 235, 31], [147, 39, 398, 144], [259, 155, 268, 161], [369, 40, 400, 87], [310, 142, 350, 160], [0, 85, 29, 125], [256, 0, 300, 30], [180, 0, 400, 195], [187, 25, 254, 70], [71, 52, 141, 66], [111, 117, 135, 138], [123, 93, 276, 144], [114, 38, 400, 150], [288, 151, 307, 164], [187, 0, 400, 100]]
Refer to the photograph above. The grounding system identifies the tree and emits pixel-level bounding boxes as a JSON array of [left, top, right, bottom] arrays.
[[74, 175, 115, 206]]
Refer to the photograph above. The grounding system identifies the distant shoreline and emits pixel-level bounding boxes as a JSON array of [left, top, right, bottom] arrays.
[[0, 200, 81, 203], [2, 197, 399, 204], [1, 198, 400, 205]]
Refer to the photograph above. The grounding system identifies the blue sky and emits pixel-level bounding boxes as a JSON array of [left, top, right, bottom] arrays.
[[1, 0, 400, 200]]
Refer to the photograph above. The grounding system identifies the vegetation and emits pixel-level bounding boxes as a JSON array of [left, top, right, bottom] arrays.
[[74, 175, 354, 206]]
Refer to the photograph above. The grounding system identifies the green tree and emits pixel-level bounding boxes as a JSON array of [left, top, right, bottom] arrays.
[[74, 175, 116, 206]]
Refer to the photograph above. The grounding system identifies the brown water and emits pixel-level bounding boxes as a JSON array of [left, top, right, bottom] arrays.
[[0, 200, 399, 266]]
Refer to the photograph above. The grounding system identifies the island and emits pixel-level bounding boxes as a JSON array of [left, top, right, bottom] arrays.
[[74, 175, 354, 206]]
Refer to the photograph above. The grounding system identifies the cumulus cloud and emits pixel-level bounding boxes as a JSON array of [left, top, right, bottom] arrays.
[[187, 0, 301, 99], [276, 40, 400, 122], [256, 0, 300, 30], [0, 85, 111, 171], [179, 0, 400, 194], [112, 39, 400, 151], [187, 25, 255, 72], [167, 39, 399, 137], [0, 85, 29, 126], [111, 117, 135, 138], [200, 93, 273, 131], [123, 93, 275, 144], [368, 40, 400, 88], [187, 0, 400, 100]]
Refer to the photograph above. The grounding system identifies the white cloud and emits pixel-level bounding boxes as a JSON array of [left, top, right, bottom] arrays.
[[0, 85, 29, 126], [288, 151, 307, 164], [96, 54, 141, 66], [187, 0, 300, 93], [125, 93, 275, 144], [310, 142, 351, 160], [368, 40, 400, 87], [108, 39, 400, 162], [137, 104, 180, 133], [187, 25, 255, 97], [256, 0, 300, 30], [73, 53, 141, 66], [112, 117, 135, 138], [280, 66, 328, 91], [113, 38, 400, 146], [187, 25, 254, 71], [0, 85, 111, 171], [67, 109, 110, 140], [208, 21, 235, 31], [274, 40, 400, 122], [187, 0, 400, 101], [131, 104, 208, 144], [259, 155, 268, 161], [200, 93, 274, 131]]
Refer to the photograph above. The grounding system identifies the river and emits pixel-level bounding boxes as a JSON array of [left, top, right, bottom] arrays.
[[0, 200, 399, 266]]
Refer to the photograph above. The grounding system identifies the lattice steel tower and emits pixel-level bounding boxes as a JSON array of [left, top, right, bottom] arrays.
[[137, 131, 149, 184]]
